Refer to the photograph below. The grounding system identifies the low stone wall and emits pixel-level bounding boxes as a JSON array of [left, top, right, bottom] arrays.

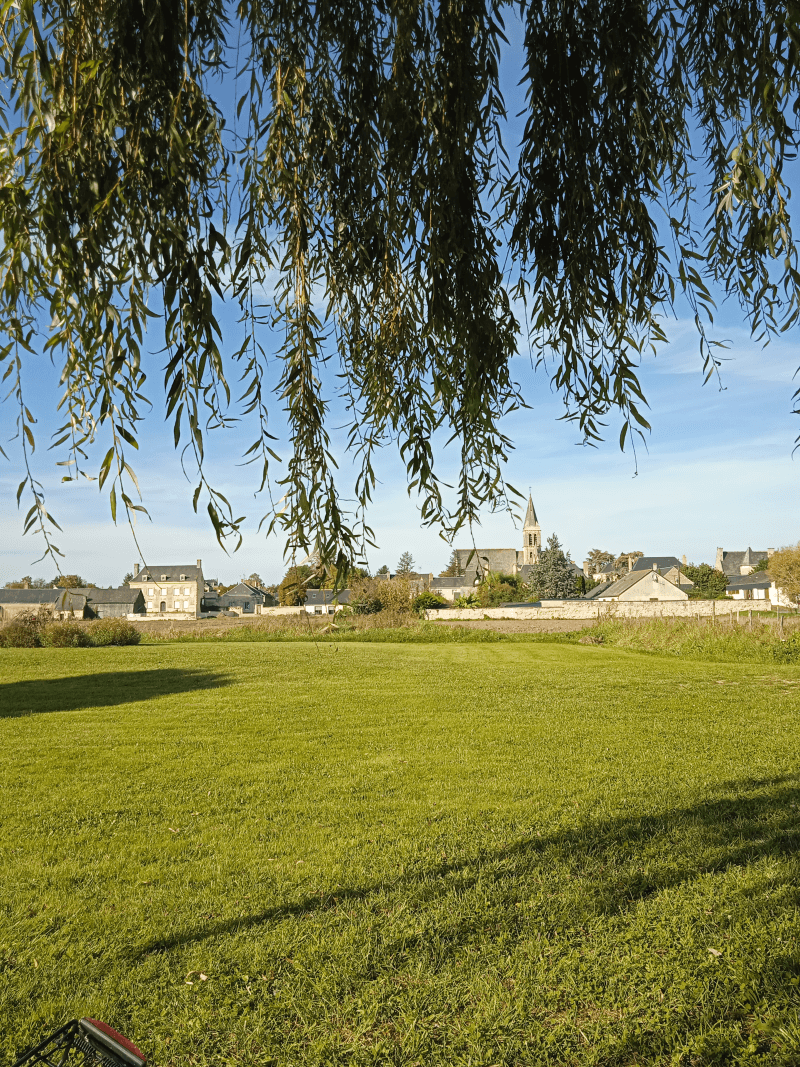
[[128, 612, 198, 621], [258, 606, 307, 616], [426, 600, 773, 622]]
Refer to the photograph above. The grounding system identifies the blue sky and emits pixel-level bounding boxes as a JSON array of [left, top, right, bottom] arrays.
[[1, 14, 798, 586]]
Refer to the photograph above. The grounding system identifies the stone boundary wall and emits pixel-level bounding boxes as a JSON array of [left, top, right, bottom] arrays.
[[258, 606, 307, 616], [128, 612, 198, 621], [425, 600, 773, 622]]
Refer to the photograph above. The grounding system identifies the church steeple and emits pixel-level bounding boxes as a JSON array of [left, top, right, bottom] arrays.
[[522, 494, 541, 565]]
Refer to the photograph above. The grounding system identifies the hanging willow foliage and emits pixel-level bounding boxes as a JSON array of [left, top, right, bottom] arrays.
[[1, 0, 799, 573]]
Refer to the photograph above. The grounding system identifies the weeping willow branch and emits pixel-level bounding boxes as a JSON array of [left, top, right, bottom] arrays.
[[1, 0, 799, 574]]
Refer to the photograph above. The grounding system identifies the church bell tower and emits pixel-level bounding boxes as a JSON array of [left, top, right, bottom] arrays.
[[522, 495, 541, 565]]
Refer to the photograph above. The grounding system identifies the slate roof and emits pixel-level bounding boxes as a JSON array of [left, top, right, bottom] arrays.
[[726, 572, 772, 590], [0, 588, 86, 609], [594, 569, 688, 599], [718, 549, 769, 576], [72, 586, 142, 604], [304, 589, 351, 605], [133, 564, 203, 581], [432, 576, 473, 588], [631, 556, 683, 572], [0, 587, 62, 603], [583, 582, 613, 600], [223, 582, 265, 598], [523, 495, 539, 527]]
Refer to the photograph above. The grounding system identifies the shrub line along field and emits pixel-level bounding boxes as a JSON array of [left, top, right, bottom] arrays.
[[2, 638, 800, 1065]]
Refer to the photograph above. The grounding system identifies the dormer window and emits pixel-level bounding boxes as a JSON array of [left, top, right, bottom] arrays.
[[160, 574, 167, 581], [180, 574, 186, 580]]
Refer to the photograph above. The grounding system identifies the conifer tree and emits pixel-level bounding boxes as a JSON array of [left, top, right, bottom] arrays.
[[396, 552, 416, 576], [525, 534, 576, 601]]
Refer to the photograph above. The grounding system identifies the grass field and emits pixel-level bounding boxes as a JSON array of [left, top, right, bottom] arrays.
[[1, 641, 799, 1066]]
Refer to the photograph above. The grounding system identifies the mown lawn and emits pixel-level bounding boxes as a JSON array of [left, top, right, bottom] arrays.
[[1, 641, 799, 1066]]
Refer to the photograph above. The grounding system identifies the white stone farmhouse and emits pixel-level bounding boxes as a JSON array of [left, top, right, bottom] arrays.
[[128, 561, 204, 617]]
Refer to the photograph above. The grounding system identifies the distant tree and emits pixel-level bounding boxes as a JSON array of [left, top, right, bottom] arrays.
[[395, 551, 415, 576], [54, 575, 89, 589], [475, 572, 524, 607], [751, 556, 770, 573], [439, 550, 463, 578], [683, 564, 729, 599], [246, 572, 264, 588], [587, 549, 614, 572], [525, 534, 577, 601], [122, 572, 134, 585], [376, 564, 390, 576], [615, 550, 643, 569], [769, 543, 800, 608], [278, 564, 323, 606], [4, 576, 33, 588]]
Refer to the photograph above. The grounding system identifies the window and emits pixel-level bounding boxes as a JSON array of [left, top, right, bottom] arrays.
[[183, 586, 190, 595], [528, 534, 533, 546], [161, 575, 167, 580], [147, 601, 153, 609], [148, 587, 154, 596], [174, 587, 180, 595], [180, 574, 186, 580], [184, 600, 190, 611], [161, 587, 167, 596]]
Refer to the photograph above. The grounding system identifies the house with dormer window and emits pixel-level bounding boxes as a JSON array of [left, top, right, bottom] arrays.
[[127, 560, 204, 617]]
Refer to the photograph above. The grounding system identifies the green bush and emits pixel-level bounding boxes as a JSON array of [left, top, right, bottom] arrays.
[[453, 592, 480, 608], [412, 591, 448, 614], [42, 621, 91, 647], [0, 608, 50, 648], [86, 618, 141, 646], [771, 630, 800, 663]]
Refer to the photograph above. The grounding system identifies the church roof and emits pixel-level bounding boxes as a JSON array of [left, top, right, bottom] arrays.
[[523, 495, 539, 527], [455, 548, 518, 577]]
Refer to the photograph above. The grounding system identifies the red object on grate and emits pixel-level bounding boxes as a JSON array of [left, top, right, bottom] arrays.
[[80, 1019, 146, 1066]]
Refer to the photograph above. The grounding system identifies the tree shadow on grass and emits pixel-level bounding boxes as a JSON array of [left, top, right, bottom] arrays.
[[136, 773, 800, 959], [0, 669, 232, 718]]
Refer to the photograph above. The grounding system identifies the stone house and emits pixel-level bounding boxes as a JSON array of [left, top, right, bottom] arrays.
[[726, 573, 773, 601], [304, 589, 351, 614], [0, 587, 87, 620], [430, 575, 475, 602], [219, 582, 276, 614], [587, 566, 689, 603], [714, 547, 772, 576], [127, 561, 204, 617], [631, 556, 693, 587], [77, 587, 145, 618]]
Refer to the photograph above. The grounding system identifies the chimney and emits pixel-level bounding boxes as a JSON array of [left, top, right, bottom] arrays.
[[628, 556, 633, 572], [682, 554, 687, 566], [652, 562, 657, 570], [768, 548, 775, 557], [196, 559, 202, 569], [133, 562, 140, 576], [582, 560, 590, 577]]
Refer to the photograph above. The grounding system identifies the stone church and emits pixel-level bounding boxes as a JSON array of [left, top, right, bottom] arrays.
[[432, 496, 542, 599]]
